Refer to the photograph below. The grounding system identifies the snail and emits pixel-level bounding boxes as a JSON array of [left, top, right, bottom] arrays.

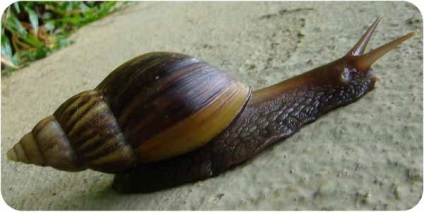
[[7, 17, 415, 193]]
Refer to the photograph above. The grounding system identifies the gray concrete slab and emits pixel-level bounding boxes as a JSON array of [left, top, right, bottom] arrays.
[[1, 1, 422, 210]]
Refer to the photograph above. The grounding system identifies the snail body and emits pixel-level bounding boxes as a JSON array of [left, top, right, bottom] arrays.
[[8, 18, 415, 193]]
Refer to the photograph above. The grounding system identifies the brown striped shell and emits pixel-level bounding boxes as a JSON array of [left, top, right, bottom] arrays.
[[7, 52, 251, 173]]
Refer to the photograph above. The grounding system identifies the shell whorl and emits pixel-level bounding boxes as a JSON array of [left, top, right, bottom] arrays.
[[8, 52, 251, 172], [53, 90, 136, 172], [8, 90, 136, 172], [7, 116, 82, 171], [97, 52, 251, 162]]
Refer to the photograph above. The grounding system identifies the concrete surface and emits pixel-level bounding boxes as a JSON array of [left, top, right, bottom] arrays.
[[1, 1, 422, 210]]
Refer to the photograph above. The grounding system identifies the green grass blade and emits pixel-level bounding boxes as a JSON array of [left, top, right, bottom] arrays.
[[25, 6, 39, 34]]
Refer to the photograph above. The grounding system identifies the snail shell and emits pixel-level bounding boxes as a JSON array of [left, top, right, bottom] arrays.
[[7, 52, 251, 173]]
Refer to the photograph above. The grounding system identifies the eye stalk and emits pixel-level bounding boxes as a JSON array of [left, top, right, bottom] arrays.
[[345, 17, 416, 72], [347, 16, 383, 56]]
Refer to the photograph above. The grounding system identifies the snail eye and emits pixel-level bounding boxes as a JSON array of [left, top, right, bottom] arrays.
[[340, 68, 351, 84]]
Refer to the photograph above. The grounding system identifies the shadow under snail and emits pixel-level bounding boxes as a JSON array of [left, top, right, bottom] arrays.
[[8, 18, 415, 193]]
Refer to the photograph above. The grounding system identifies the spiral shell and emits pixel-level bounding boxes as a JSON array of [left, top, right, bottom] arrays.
[[8, 52, 251, 173]]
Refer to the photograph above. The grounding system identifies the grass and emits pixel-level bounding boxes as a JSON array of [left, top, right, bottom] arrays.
[[1, 1, 128, 75]]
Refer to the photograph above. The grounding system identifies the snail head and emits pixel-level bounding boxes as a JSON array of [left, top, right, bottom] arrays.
[[309, 17, 415, 101]]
